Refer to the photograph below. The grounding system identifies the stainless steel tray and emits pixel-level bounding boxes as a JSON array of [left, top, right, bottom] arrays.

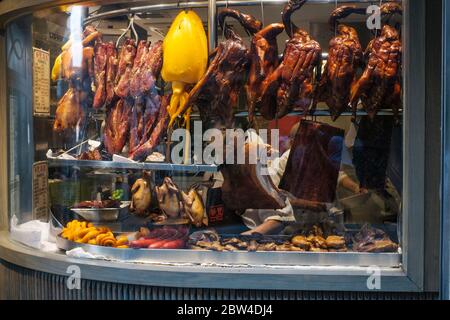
[[56, 235, 401, 268], [70, 202, 130, 222]]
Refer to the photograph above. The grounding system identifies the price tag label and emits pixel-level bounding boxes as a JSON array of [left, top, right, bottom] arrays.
[[32, 47, 50, 116], [32, 161, 49, 222]]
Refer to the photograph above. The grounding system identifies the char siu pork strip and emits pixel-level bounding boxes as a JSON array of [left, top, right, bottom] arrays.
[[114, 39, 137, 98]]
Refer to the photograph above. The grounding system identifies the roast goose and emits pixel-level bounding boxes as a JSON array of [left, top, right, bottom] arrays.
[[221, 142, 285, 210], [350, 2, 402, 122], [313, 6, 365, 121], [259, 0, 322, 119], [279, 120, 344, 203], [177, 8, 262, 128], [246, 23, 285, 126]]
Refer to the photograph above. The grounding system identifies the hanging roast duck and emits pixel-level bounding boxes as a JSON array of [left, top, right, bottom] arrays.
[[246, 23, 285, 126], [53, 26, 102, 133], [312, 5, 366, 121], [350, 2, 403, 122], [259, 0, 322, 119], [173, 8, 262, 128]]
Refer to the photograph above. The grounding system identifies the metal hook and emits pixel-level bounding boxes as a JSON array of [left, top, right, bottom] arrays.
[[334, 0, 338, 37], [222, 0, 229, 39], [116, 14, 139, 48], [260, 0, 265, 27]]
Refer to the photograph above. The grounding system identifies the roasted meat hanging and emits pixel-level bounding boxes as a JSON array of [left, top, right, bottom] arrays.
[[176, 8, 262, 128], [129, 94, 161, 156], [246, 23, 285, 126], [312, 6, 366, 121], [53, 88, 85, 133], [221, 142, 286, 210], [129, 94, 171, 161], [129, 40, 163, 99], [114, 39, 137, 99], [53, 26, 102, 133], [279, 120, 344, 204], [259, 0, 322, 119], [350, 2, 402, 122], [93, 42, 108, 109], [103, 99, 132, 155], [105, 42, 118, 107]]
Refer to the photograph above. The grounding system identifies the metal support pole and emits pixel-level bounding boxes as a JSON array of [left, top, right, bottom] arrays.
[[208, 0, 217, 54], [441, 0, 450, 301]]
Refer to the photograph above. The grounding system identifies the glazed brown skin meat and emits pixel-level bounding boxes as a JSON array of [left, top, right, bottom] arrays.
[[350, 24, 402, 122], [54, 26, 102, 133], [53, 88, 85, 133], [105, 42, 118, 107], [313, 6, 365, 121], [140, 41, 163, 95], [129, 40, 150, 98], [114, 39, 137, 98], [93, 42, 108, 109], [259, 0, 322, 119], [246, 23, 284, 126], [129, 94, 170, 161], [279, 120, 344, 203], [221, 142, 285, 210], [178, 9, 262, 128], [130, 40, 163, 98], [104, 99, 131, 155], [60, 27, 101, 82]]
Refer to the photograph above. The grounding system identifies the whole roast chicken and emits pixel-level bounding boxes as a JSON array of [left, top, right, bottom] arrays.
[[176, 8, 262, 128], [155, 177, 184, 219], [259, 0, 322, 119], [131, 172, 153, 216], [313, 6, 365, 121], [246, 23, 285, 126], [181, 188, 207, 227], [350, 3, 402, 122]]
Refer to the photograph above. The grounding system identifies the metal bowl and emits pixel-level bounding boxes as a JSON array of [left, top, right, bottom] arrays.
[[71, 202, 130, 222]]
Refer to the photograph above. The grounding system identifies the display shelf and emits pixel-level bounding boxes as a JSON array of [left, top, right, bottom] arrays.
[[233, 109, 403, 118], [48, 158, 219, 173]]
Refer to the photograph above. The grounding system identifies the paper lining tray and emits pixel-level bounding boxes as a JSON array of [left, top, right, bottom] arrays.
[[56, 234, 401, 268]]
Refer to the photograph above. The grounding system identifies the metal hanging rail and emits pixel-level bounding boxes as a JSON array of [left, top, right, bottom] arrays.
[[84, 0, 373, 24]]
